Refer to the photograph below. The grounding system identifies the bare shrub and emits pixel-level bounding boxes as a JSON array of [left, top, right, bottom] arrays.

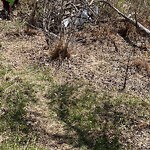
[[42, 0, 77, 60], [40, 0, 150, 60]]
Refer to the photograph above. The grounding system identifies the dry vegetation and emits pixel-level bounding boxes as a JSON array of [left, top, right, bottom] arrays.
[[0, 0, 150, 150]]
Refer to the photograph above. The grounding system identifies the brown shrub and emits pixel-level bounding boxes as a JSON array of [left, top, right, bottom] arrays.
[[50, 39, 70, 61]]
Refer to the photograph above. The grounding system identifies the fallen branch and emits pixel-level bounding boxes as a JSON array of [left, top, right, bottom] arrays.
[[94, 1, 150, 36]]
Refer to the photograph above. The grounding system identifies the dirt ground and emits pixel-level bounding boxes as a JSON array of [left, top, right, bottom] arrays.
[[0, 10, 150, 149]]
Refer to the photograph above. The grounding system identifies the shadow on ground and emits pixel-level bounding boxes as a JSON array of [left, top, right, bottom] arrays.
[[47, 84, 124, 150]]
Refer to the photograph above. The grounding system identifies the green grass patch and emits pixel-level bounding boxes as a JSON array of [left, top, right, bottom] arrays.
[[47, 84, 149, 150], [0, 59, 52, 149], [0, 68, 37, 148]]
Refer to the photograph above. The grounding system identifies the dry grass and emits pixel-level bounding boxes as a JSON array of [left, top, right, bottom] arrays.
[[50, 39, 71, 61], [131, 58, 150, 77]]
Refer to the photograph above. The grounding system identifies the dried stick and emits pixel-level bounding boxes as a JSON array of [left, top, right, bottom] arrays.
[[119, 54, 131, 91]]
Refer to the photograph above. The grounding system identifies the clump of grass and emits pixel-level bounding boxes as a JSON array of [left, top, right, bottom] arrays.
[[50, 38, 70, 61], [0, 20, 25, 35], [131, 58, 150, 77]]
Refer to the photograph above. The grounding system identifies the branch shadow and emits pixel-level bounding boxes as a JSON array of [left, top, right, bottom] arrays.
[[47, 84, 123, 150]]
